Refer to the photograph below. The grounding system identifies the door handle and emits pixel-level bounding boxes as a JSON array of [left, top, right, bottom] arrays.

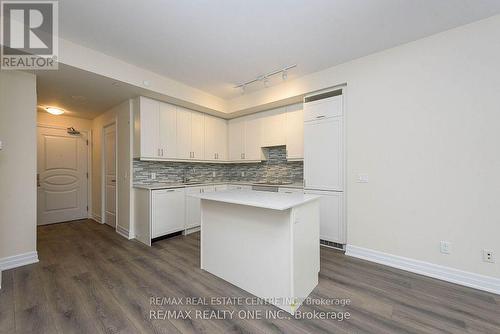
[[161, 148, 164, 156], [37, 174, 40, 187], [111, 180, 116, 183], [158, 148, 161, 156]]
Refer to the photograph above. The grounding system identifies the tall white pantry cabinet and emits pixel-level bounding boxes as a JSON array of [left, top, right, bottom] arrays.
[[303, 90, 346, 245]]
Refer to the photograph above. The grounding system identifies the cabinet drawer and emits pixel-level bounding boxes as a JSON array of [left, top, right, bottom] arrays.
[[304, 95, 342, 122]]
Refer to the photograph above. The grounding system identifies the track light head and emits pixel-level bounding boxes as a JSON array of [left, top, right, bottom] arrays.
[[263, 77, 269, 88], [282, 70, 288, 80]]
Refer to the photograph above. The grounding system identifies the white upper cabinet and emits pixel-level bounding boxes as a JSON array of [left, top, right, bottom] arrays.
[[159, 102, 177, 159], [260, 107, 286, 147], [176, 107, 192, 160], [243, 114, 262, 161], [134, 97, 160, 159], [228, 118, 245, 161], [204, 114, 227, 161], [304, 94, 342, 122], [191, 111, 204, 160], [285, 103, 304, 160], [134, 96, 304, 163], [176, 107, 205, 160]]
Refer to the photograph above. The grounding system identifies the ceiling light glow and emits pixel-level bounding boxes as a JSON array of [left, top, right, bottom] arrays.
[[45, 107, 65, 115]]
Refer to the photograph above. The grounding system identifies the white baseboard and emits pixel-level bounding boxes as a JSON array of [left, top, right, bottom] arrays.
[[116, 225, 133, 240], [184, 226, 200, 235], [346, 245, 500, 295], [0, 251, 39, 271], [91, 213, 102, 224]]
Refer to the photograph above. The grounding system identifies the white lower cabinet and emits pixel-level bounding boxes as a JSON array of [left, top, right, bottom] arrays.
[[227, 184, 252, 190], [185, 185, 217, 230], [278, 187, 304, 194], [152, 188, 186, 238], [304, 190, 345, 244]]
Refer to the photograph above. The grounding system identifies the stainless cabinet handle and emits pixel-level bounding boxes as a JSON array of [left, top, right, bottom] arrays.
[[166, 189, 175, 192], [316, 115, 326, 119]]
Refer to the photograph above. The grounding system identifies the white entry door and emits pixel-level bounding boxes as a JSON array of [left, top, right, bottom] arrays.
[[37, 127, 88, 225], [104, 124, 117, 227]]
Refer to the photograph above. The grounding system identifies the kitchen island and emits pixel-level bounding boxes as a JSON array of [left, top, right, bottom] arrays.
[[193, 190, 321, 314]]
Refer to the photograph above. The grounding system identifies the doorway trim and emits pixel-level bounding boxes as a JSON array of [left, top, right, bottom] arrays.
[[101, 120, 118, 231], [36, 123, 92, 221]]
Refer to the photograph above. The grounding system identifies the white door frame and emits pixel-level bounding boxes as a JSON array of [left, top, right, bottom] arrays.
[[36, 123, 93, 221], [101, 121, 118, 230]]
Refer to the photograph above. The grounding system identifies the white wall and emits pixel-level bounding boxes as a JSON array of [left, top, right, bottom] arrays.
[[92, 100, 133, 236], [229, 15, 500, 280], [0, 71, 38, 264], [37, 112, 93, 131]]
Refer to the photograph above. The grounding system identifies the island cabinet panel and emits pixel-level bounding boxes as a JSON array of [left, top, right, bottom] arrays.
[[151, 189, 185, 238], [200, 194, 320, 314]]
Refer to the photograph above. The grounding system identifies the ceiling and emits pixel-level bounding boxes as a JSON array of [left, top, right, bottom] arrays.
[[57, 0, 500, 99], [36, 64, 140, 119]]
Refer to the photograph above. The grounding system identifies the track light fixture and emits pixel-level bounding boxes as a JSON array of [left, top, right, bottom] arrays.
[[234, 64, 296, 94]]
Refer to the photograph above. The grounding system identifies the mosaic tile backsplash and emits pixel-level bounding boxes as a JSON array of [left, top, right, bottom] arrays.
[[133, 146, 303, 185]]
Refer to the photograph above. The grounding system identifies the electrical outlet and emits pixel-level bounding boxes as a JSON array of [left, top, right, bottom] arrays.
[[151, 172, 156, 180], [241, 171, 245, 177], [212, 171, 216, 177], [440, 241, 451, 254], [483, 249, 495, 263]]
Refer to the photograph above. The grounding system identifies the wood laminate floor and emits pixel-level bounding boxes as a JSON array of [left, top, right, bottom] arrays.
[[1, 219, 499, 334]]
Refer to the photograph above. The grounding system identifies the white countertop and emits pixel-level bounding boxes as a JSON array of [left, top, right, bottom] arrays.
[[191, 189, 320, 211], [133, 181, 304, 190]]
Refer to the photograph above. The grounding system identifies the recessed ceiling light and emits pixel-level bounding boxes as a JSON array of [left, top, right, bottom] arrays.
[[45, 107, 65, 115]]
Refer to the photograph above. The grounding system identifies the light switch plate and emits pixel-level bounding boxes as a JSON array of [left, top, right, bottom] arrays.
[[440, 241, 451, 254], [357, 173, 369, 183], [151, 172, 156, 180]]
